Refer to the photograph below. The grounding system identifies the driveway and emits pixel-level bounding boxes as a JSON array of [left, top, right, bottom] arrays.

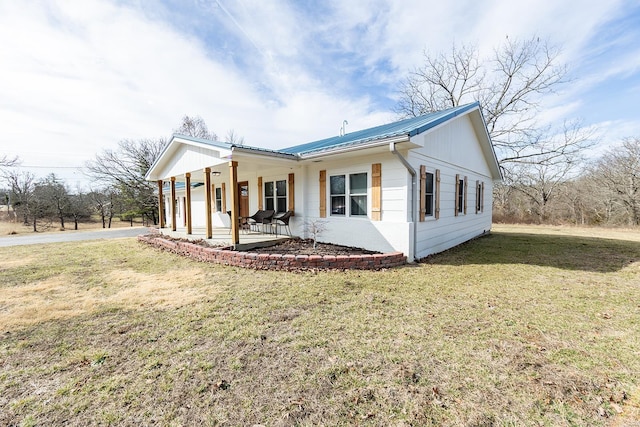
[[0, 227, 150, 247]]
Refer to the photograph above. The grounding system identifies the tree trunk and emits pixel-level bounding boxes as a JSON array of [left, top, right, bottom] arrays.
[[32, 216, 37, 232]]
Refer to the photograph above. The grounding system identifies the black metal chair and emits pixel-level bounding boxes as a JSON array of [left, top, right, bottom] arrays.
[[272, 211, 293, 236]]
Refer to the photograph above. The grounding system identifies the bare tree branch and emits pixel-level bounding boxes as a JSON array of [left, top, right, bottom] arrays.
[[395, 36, 568, 168]]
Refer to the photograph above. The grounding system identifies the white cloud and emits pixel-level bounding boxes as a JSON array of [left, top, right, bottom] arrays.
[[0, 0, 637, 187]]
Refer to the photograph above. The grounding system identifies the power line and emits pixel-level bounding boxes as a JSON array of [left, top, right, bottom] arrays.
[[9, 165, 85, 169]]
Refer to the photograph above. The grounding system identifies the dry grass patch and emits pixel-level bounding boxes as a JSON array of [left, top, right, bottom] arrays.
[[0, 226, 639, 426], [0, 268, 214, 330], [0, 216, 142, 236]]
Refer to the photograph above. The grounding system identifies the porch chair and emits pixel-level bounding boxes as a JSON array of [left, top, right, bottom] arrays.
[[272, 210, 293, 236], [227, 210, 249, 234], [247, 209, 275, 233]]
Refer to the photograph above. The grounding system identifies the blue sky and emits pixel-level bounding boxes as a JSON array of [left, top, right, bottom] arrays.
[[1, 0, 639, 188]]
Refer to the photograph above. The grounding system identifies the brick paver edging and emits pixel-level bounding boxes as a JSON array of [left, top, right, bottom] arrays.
[[138, 235, 406, 271]]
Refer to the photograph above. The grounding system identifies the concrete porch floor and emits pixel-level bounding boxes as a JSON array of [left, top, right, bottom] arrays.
[[155, 226, 291, 251]]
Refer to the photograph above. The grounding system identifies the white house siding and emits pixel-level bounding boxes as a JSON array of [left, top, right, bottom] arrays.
[[158, 144, 227, 180], [410, 115, 495, 259], [301, 151, 412, 256], [157, 112, 497, 261]]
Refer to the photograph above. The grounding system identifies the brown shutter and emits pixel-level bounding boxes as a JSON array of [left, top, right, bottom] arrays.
[[419, 165, 426, 222], [257, 177, 263, 210], [288, 173, 295, 214], [221, 182, 227, 213], [319, 170, 326, 218], [157, 180, 164, 228], [463, 176, 468, 215], [455, 174, 460, 217], [475, 180, 480, 214], [435, 169, 440, 220], [371, 163, 381, 221]]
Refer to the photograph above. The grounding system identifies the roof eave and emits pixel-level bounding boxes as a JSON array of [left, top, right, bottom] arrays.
[[298, 135, 412, 159], [231, 145, 299, 160]]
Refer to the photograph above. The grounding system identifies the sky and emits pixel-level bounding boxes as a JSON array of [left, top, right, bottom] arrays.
[[1, 0, 639, 189]]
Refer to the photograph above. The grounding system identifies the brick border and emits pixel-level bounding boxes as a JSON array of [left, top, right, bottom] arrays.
[[138, 234, 406, 271]]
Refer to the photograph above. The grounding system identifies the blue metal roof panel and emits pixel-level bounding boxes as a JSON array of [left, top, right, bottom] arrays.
[[280, 102, 479, 155]]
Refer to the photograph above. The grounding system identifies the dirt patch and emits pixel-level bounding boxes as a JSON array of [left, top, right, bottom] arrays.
[[250, 238, 379, 256]]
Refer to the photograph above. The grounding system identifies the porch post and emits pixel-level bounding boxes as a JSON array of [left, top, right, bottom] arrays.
[[204, 168, 212, 239], [157, 180, 165, 228], [229, 161, 239, 246], [170, 177, 177, 231], [185, 172, 192, 235]]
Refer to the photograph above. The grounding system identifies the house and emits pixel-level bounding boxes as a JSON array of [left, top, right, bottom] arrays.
[[145, 102, 501, 261]]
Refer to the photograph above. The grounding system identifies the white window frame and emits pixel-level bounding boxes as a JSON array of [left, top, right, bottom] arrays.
[[425, 171, 435, 217], [329, 172, 368, 217], [215, 187, 222, 212], [264, 179, 287, 213], [457, 177, 464, 214]]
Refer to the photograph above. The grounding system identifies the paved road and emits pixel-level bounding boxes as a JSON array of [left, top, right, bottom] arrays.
[[0, 227, 150, 247]]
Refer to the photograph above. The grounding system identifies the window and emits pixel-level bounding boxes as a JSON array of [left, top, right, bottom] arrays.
[[215, 187, 222, 212], [455, 174, 466, 216], [264, 179, 287, 213], [276, 180, 287, 212], [425, 171, 434, 217], [458, 178, 464, 214], [330, 175, 345, 215], [420, 166, 440, 221], [350, 173, 367, 216], [265, 181, 274, 210], [330, 172, 368, 216], [476, 181, 484, 213]]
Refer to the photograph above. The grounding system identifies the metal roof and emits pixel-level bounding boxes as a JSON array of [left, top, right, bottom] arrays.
[[279, 102, 479, 155]]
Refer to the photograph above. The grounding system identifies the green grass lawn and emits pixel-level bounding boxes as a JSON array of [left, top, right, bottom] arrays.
[[1, 225, 639, 426]]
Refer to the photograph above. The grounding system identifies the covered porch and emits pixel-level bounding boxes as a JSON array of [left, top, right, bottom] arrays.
[[145, 135, 300, 248], [156, 226, 291, 251]]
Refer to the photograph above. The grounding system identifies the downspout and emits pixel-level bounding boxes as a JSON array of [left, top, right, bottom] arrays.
[[390, 142, 417, 262]]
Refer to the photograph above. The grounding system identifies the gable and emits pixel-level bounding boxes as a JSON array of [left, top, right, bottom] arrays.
[[413, 115, 489, 176], [146, 136, 232, 181]]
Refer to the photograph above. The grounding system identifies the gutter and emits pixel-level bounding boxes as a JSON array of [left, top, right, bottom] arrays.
[[390, 141, 418, 262], [231, 145, 299, 160], [299, 135, 410, 159]]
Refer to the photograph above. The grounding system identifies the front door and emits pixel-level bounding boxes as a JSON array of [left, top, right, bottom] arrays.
[[238, 181, 249, 220]]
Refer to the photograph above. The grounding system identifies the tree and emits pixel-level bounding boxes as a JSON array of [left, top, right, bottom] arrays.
[[5, 170, 35, 227], [507, 121, 596, 222], [86, 138, 165, 226], [67, 191, 92, 230], [174, 115, 217, 140], [86, 115, 219, 226], [589, 137, 640, 226], [37, 174, 70, 229], [225, 129, 245, 145], [88, 188, 123, 228], [0, 154, 19, 169], [395, 36, 569, 167]]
